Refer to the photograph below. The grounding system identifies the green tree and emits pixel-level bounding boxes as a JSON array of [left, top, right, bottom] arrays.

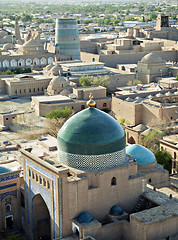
[[84, 19, 93, 24], [104, 18, 111, 25], [119, 118, 126, 126], [46, 107, 73, 137], [79, 75, 92, 87], [92, 76, 109, 88], [21, 13, 32, 22], [139, 129, 164, 152], [155, 150, 171, 173], [150, 13, 157, 21], [79, 75, 109, 88], [46, 106, 73, 120]]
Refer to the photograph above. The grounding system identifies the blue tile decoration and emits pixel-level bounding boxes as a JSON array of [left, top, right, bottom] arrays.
[[1, 190, 17, 201], [24, 159, 59, 239], [30, 180, 51, 212], [58, 148, 127, 171], [0, 174, 19, 182], [0, 183, 17, 190], [58, 178, 63, 238]]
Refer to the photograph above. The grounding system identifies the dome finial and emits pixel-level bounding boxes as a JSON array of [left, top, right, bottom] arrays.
[[87, 93, 96, 108]]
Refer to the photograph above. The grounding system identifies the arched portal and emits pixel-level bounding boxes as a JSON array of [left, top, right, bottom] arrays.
[[32, 194, 51, 240], [128, 136, 136, 144]]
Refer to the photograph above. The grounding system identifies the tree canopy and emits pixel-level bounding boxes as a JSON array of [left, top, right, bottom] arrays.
[[79, 75, 109, 88], [155, 150, 171, 173], [46, 106, 73, 120]]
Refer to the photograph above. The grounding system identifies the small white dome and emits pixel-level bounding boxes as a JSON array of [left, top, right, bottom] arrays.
[[141, 53, 163, 64]]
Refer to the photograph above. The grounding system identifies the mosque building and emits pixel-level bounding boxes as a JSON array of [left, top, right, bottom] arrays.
[[14, 95, 178, 240]]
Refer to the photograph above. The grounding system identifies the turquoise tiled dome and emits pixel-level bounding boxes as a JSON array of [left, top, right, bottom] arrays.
[[58, 107, 126, 155], [110, 205, 123, 216], [0, 167, 12, 174], [77, 212, 93, 224], [126, 144, 156, 166], [57, 107, 126, 171]]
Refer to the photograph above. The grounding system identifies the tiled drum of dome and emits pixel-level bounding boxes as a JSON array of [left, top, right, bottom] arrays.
[[58, 148, 127, 171]]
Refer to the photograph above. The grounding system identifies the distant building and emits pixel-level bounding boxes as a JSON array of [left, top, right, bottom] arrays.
[[137, 53, 168, 83], [112, 88, 178, 126], [31, 86, 111, 116], [0, 74, 52, 96], [160, 135, 178, 174], [0, 38, 55, 70]]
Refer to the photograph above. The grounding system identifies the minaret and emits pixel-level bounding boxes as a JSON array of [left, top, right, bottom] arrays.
[[15, 19, 21, 40], [55, 18, 81, 60]]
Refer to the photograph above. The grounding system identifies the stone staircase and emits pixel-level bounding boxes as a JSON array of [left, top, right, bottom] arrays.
[[133, 195, 145, 213]]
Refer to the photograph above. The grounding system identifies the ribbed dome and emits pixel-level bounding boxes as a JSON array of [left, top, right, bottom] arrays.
[[141, 53, 163, 64], [0, 166, 12, 174], [57, 107, 126, 171], [126, 144, 156, 166]]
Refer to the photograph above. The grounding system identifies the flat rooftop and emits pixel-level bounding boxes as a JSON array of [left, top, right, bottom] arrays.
[[2, 74, 52, 82], [132, 199, 178, 224], [32, 94, 72, 103], [60, 62, 104, 68], [74, 86, 106, 90], [0, 110, 25, 116], [160, 77, 178, 84], [162, 134, 178, 145]]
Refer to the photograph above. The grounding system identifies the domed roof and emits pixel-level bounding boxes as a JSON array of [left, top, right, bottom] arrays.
[[46, 63, 54, 70], [126, 144, 156, 166], [57, 104, 126, 171], [77, 212, 93, 224], [51, 76, 66, 84], [3, 43, 14, 50], [23, 39, 41, 48], [58, 107, 126, 155], [110, 205, 123, 216], [60, 89, 70, 96], [0, 166, 12, 174], [141, 53, 163, 64], [50, 65, 61, 72]]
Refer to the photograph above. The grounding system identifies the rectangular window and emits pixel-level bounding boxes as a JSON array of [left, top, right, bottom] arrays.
[[43, 178, 46, 187]]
